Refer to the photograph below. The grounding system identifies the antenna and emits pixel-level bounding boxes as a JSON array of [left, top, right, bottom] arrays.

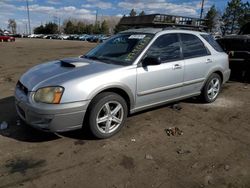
[[26, 0, 31, 34]]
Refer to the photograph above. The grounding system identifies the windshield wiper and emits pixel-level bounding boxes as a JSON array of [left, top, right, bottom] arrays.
[[84, 55, 112, 63]]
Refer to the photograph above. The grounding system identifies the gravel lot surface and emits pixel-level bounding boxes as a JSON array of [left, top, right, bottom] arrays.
[[0, 39, 249, 188]]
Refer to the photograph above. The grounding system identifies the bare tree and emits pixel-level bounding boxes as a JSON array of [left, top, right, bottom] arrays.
[[8, 19, 17, 34]]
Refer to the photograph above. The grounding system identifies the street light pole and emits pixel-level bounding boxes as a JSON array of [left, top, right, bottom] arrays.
[[26, 0, 31, 34], [200, 0, 205, 19]]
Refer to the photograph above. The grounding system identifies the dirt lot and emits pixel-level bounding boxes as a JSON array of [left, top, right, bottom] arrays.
[[0, 39, 250, 188]]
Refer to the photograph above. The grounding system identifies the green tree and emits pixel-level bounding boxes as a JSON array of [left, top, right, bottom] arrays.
[[139, 11, 145, 16], [222, 0, 247, 34], [76, 21, 85, 34], [129, 9, 137, 17], [93, 21, 101, 34], [205, 5, 218, 32], [85, 24, 94, 34], [238, 2, 250, 27], [44, 22, 58, 34], [33, 22, 58, 34], [34, 25, 44, 34], [64, 20, 75, 34], [8, 19, 17, 34], [101, 20, 109, 34]]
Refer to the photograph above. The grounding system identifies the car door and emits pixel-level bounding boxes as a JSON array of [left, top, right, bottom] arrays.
[[135, 33, 184, 110], [179, 33, 212, 96]]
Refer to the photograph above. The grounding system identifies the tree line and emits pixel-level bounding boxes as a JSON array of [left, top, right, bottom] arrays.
[[205, 0, 249, 34], [34, 20, 109, 35]]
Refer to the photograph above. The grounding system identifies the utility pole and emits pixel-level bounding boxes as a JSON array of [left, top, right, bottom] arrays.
[[200, 0, 205, 19], [26, 0, 31, 34], [58, 17, 60, 34], [95, 9, 98, 25], [25, 23, 28, 35]]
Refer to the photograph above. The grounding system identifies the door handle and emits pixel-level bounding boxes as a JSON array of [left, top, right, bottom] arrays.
[[173, 64, 182, 70], [206, 59, 213, 63]]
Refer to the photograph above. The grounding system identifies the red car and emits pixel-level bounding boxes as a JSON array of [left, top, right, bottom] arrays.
[[0, 35, 15, 42]]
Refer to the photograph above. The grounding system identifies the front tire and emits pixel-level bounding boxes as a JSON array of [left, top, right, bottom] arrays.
[[88, 92, 128, 139], [201, 73, 221, 103]]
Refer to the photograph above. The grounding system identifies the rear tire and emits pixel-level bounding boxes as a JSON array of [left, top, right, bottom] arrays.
[[201, 73, 221, 103], [87, 92, 128, 139]]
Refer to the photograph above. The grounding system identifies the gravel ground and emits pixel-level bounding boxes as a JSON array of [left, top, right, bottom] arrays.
[[0, 38, 249, 188]]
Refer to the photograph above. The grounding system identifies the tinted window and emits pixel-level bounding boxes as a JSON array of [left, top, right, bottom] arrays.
[[201, 34, 224, 52], [180, 33, 209, 58], [146, 34, 181, 62]]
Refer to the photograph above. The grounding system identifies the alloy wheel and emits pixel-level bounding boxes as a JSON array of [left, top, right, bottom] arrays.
[[96, 101, 124, 134]]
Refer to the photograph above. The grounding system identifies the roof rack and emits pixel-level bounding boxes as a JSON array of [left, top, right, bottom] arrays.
[[119, 14, 207, 31]]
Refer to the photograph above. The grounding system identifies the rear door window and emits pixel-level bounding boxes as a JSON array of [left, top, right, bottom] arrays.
[[180, 33, 210, 59]]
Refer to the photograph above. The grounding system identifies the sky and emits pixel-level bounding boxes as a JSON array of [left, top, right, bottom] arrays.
[[0, 0, 248, 33]]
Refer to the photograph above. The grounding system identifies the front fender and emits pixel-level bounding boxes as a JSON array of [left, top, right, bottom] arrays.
[[87, 82, 135, 110]]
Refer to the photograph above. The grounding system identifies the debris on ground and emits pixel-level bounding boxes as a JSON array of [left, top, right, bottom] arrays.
[[204, 175, 214, 186], [165, 127, 183, 136], [0, 121, 8, 130], [145, 154, 154, 160], [169, 103, 182, 111], [224, 164, 230, 171], [176, 148, 191, 155], [131, 138, 136, 142], [191, 162, 199, 169], [243, 85, 248, 89]]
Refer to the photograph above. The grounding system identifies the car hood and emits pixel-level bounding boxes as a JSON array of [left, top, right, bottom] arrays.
[[20, 57, 122, 91]]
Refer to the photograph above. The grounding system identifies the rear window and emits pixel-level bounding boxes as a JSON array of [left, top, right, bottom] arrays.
[[201, 34, 224, 52]]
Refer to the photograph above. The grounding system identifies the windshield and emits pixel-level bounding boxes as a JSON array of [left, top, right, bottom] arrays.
[[84, 33, 153, 65]]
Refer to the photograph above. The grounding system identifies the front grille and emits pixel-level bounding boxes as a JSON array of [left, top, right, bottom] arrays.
[[16, 81, 28, 95]]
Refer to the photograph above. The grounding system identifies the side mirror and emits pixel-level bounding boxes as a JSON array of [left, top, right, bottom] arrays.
[[142, 56, 161, 67]]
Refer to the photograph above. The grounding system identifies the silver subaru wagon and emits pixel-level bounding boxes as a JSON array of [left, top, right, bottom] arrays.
[[15, 28, 231, 138]]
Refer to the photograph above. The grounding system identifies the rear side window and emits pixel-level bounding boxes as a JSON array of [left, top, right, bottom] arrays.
[[180, 33, 210, 59], [201, 34, 224, 52], [146, 33, 181, 62]]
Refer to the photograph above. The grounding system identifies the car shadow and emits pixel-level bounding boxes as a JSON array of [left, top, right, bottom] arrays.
[[58, 129, 96, 140], [0, 96, 59, 142]]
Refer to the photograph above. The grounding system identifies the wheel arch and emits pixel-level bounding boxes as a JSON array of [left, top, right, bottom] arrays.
[[202, 69, 224, 89], [213, 70, 223, 83], [87, 84, 135, 114]]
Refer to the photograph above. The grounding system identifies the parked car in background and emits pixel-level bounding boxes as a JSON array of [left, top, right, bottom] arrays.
[[15, 28, 230, 138], [58, 34, 70, 40], [217, 22, 250, 82], [79, 34, 90, 41], [0, 35, 15, 42]]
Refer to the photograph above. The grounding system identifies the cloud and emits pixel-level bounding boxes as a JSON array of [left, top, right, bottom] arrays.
[[17, 4, 95, 20], [82, 0, 113, 9], [47, 0, 61, 5], [118, 0, 200, 17]]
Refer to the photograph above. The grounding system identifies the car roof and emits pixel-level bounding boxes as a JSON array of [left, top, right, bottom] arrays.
[[120, 27, 208, 35]]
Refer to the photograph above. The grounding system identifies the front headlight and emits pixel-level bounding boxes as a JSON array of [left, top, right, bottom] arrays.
[[34, 87, 64, 104]]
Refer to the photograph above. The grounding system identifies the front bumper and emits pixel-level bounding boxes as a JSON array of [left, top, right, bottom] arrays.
[[15, 87, 90, 132]]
